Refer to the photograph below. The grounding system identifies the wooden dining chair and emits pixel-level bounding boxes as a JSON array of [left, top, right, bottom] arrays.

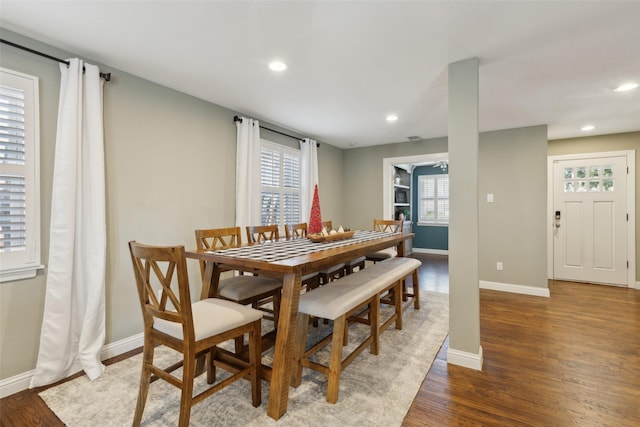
[[129, 241, 262, 427], [365, 219, 403, 263], [246, 224, 280, 244], [322, 220, 365, 277], [284, 223, 320, 291], [195, 227, 282, 326], [314, 220, 347, 284], [284, 222, 307, 239]]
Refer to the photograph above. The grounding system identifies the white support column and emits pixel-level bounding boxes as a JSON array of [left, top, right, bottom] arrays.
[[447, 57, 483, 370]]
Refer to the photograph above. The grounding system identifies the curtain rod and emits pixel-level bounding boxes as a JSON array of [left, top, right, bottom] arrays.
[[234, 115, 320, 147], [0, 39, 112, 81]]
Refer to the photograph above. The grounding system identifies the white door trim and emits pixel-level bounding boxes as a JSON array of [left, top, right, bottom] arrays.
[[382, 152, 448, 220], [547, 150, 636, 288]]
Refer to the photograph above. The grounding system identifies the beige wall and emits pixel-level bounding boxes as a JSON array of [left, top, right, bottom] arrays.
[[548, 131, 640, 281], [479, 126, 548, 287], [343, 126, 548, 288], [0, 30, 343, 380], [342, 138, 449, 230]]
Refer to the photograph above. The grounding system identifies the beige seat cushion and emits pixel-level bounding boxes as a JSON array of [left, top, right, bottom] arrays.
[[366, 247, 397, 261], [155, 298, 263, 341], [348, 256, 366, 266], [320, 263, 346, 275], [218, 275, 282, 301]]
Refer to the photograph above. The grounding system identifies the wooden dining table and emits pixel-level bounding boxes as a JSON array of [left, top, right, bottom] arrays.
[[186, 229, 414, 420]]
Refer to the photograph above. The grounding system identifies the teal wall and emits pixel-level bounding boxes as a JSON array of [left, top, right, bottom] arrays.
[[412, 165, 448, 250]]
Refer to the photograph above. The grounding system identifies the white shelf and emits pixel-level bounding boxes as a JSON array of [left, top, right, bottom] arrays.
[[394, 183, 410, 189], [394, 203, 410, 207]]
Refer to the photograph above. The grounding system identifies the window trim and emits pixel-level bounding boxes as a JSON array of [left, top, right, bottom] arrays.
[[0, 67, 43, 282]]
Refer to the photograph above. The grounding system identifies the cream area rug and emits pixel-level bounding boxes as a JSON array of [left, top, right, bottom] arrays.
[[40, 291, 448, 426]]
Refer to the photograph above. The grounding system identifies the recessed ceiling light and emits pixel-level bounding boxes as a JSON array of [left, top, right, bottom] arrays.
[[614, 82, 638, 92], [386, 114, 398, 122], [581, 125, 595, 131], [268, 61, 287, 72]]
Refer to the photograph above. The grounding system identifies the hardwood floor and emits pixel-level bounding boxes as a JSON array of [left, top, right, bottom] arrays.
[[404, 254, 640, 426], [1, 253, 638, 426]]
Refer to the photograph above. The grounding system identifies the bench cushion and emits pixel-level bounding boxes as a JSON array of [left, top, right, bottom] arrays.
[[368, 257, 421, 294], [299, 257, 421, 320]]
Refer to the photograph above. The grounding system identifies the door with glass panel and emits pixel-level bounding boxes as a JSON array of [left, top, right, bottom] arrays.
[[553, 156, 628, 285]]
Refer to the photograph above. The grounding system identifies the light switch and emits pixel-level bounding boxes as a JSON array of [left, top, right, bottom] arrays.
[[487, 193, 494, 203]]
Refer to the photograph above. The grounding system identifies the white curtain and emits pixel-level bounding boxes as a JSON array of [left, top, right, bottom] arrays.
[[30, 59, 106, 387], [235, 117, 262, 229], [300, 138, 319, 223]]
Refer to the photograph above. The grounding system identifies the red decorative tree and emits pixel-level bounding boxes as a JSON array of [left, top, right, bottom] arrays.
[[308, 184, 323, 234]]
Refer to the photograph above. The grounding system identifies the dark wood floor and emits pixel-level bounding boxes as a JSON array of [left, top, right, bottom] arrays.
[[2, 253, 638, 426], [404, 254, 640, 426]]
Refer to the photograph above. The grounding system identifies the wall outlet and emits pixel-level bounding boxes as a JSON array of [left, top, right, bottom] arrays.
[[496, 262, 503, 271]]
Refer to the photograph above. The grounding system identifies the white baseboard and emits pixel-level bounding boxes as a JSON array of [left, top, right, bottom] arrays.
[[0, 332, 143, 399], [447, 345, 483, 370], [412, 248, 449, 255], [480, 280, 550, 297], [635, 281, 640, 290]]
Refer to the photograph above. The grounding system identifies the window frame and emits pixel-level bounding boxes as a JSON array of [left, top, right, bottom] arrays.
[[417, 173, 449, 226], [259, 139, 301, 227], [0, 67, 43, 282]]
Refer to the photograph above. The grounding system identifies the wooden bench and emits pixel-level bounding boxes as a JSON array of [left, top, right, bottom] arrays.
[[291, 257, 422, 403]]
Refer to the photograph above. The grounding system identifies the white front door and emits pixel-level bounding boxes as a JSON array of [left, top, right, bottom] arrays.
[[553, 155, 628, 285]]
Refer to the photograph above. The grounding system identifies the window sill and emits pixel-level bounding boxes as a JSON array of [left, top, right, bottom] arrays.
[[417, 222, 449, 228], [0, 264, 45, 283]]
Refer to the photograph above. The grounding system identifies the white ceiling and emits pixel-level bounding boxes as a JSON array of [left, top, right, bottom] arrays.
[[1, 1, 639, 149]]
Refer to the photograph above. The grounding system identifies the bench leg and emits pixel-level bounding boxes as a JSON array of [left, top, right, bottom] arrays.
[[412, 269, 420, 309], [394, 280, 403, 330], [370, 298, 380, 356], [327, 315, 346, 403], [292, 313, 309, 387]]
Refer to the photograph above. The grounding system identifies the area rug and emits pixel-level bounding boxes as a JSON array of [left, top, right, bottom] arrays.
[[40, 291, 448, 426]]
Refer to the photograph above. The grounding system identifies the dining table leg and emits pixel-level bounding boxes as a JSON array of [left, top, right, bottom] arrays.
[[266, 271, 302, 420]]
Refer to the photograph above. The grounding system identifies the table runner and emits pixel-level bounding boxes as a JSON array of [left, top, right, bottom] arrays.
[[207, 230, 397, 263]]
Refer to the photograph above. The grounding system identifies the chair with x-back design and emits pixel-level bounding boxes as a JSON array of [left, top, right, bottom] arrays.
[[246, 224, 279, 244], [365, 219, 403, 263], [129, 241, 262, 427], [284, 223, 320, 291], [196, 227, 282, 326]]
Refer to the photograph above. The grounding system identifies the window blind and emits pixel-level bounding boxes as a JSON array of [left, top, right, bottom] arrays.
[[0, 84, 26, 252], [418, 174, 449, 225], [260, 141, 301, 226]]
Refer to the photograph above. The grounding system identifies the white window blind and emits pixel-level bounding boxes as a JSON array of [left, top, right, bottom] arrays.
[[260, 140, 301, 226], [418, 174, 449, 225], [0, 68, 41, 282]]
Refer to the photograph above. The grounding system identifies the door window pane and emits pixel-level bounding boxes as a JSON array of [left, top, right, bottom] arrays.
[[602, 179, 614, 192], [589, 180, 600, 192], [603, 165, 613, 177], [576, 167, 587, 179], [563, 168, 574, 179], [589, 166, 599, 178], [576, 181, 587, 192], [564, 181, 575, 192]]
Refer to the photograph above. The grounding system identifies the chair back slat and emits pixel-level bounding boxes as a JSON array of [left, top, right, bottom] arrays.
[[285, 223, 307, 239], [246, 224, 279, 244], [322, 220, 333, 230], [195, 227, 244, 276], [373, 219, 402, 233], [129, 241, 193, 339]]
